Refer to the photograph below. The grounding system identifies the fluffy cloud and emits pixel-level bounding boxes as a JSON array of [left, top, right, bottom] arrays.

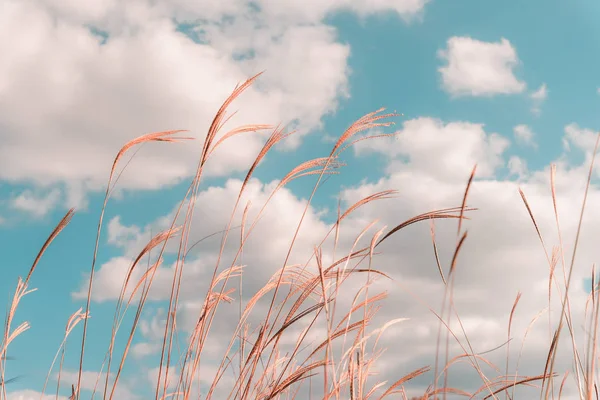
[[0, 5, 343, 188], [6, 391, 67, 400], [438, 36, 526, 97], [513, 124, 537, 148], [563, 123, 600, 155], [0, 0, 429, 213], [10, 188, 61, 217], [74, 178, 330, 303], [107, 215, 143, 248], [0, 0, 431, 214], [57, 370, 137, 399], [508, 155, 528, 179], [355, 117, 509, 183], [74, 113, 600, 398], [530, 83, 548, 115], [345, 118, 600, 398]]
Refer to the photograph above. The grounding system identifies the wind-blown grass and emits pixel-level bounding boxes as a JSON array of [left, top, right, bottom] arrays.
[[2, 73, 598, 400]]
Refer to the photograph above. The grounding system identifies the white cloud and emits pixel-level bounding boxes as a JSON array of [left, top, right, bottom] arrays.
[[73, 177, 330, 303], [131, 341, 161, 358], [65, 107, 600, 398], [507, 155, 528, 179], [158, 0, 429, 26], [355, 117, 509, 183], [6, 390, 67, 400], [530, 83, 548, 115], [530, 83, 547, 100], [0, 0, 429, 213], [563, 123, 599, 153], [57, 370, 137, 399], [438, 36, 526, 97], [10, 188, 61, 217], [513, 124, 537, 148], [342, 120, 600, 398], [107, 216, 142, 248]]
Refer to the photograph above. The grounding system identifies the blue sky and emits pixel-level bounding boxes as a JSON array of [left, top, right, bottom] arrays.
[[1, 0, 600, 399]]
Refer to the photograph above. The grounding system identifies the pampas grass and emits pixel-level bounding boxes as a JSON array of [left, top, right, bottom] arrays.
[[3, 73, 598, 400]]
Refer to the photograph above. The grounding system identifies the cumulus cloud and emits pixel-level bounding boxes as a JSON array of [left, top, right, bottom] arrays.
[[354, 117, 509, 183], [10, 188, 62, 217], [57, 370, 137, 399], [530, 83, 548, 115], [563, 123, 600, 154], [6, 391, 67, 400], [72, 113, 600, 398], [508, 155, 528, 179], [438, 36, 526, 97], [530, 83, 548, 100], [107, 215, 142, 248], [513, 124, 537, 148], [344, 119, 600, 398], [0, 2, 345, 199], [73, 177, 330, 303], [0, 0, 429, 213]]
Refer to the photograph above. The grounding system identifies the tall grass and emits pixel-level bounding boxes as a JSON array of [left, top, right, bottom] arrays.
[[1, 73, 598, 399]]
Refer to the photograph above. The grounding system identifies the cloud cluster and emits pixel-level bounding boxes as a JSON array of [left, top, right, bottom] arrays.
[[6, 390, 68, 400], [1, 0, 428, 210], [513, 124, 537, 148], [438, 36, 526, 97], [5, 0, 592, 397], [75, 115, 600, 398]]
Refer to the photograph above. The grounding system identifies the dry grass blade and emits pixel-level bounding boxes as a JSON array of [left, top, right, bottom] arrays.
[[102, 227, 182, 398], [334, 292, 387, 332], [440, 352, 502, 378], [365, 381, 388, 399], [457, 165, 477, 238], [377, 366, 431, 399], [25, 208, 75, 286], [207, 124, 274, 159], [122, 226, 182, 301], [1, 209, 74, 400], [255, 110, 402, 393], [331, 108, 398, 156], [277, 157, 344, 190], [545, 132, 600, 400], [306, 319, 368, 361], [375, 207, 476, 249], [78, 127, 191, 399], [430, 220, 446, 285], [41, 308, 89, 398], [416, 386, 472, 399], [558, 371, 569, 399], [262, 360, 329, 400], [484, 374, 557, 400], [540, 328, 560, 399], [124, 257, 163, 307], [265, 300, 332, 348], [110, 130, 191, 184], [338, 131, 400, 155], [3, 322, 29, 349], [518, 189, 544, 248], [341, 318, 409, 363], [448, 232, 468, 276], [241, 126, 294, 191], [505, 291, 522, 399], [201, 72, 264, 164]]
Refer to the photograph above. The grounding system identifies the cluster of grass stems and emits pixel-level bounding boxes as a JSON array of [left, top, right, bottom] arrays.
[[0, 73, 599, 400]]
